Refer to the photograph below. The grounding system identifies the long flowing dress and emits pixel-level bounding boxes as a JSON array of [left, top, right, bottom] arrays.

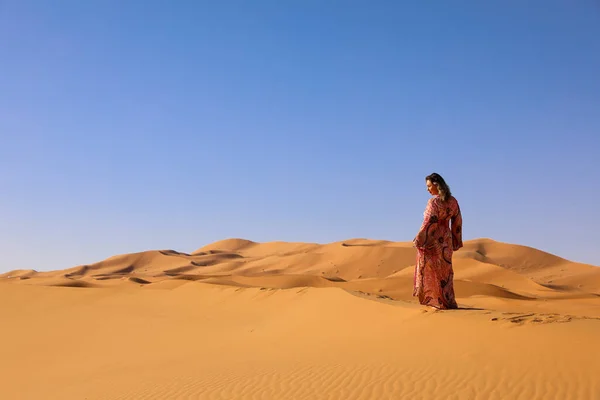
[[413, 195, 463, 309]]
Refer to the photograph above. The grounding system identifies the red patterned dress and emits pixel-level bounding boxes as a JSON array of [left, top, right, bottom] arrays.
[[413, 195, 463, 309]]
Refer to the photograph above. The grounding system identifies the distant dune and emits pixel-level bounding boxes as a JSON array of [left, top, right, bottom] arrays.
[[1, 238, 599, 399], [3, 237, 599, 306]]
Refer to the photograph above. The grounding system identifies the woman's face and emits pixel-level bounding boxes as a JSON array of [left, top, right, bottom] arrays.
[[426, 179, 439, 195]]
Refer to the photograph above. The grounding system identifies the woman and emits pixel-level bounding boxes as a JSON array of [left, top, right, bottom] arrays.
[[413, 173, 463, 309]]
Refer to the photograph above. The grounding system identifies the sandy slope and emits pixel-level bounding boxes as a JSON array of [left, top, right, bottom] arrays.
[[1, 238, 599, 399]]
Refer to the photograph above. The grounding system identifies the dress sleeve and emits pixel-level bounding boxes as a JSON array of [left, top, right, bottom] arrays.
[[451, 201, 463, 251], [413, 198, 438, 249]]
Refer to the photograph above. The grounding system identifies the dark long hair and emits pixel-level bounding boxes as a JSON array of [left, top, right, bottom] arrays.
[[426, 173, 452, 202]]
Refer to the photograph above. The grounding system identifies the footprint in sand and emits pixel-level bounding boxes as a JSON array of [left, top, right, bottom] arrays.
[[493, 313, 574, 325]]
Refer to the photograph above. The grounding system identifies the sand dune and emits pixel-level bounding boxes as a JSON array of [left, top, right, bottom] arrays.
[[3, 237, 598, 304], [1, 237, 599, 399]]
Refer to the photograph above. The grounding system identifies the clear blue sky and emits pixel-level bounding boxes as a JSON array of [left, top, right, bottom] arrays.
[[1, 1, 599, 272]]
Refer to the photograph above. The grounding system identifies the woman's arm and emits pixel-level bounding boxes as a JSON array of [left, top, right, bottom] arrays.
[[451, 202, 463, 251], [413, 198, 438, 249]]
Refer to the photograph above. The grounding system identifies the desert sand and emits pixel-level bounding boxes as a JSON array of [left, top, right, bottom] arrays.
[[1, 237, 599, 399]]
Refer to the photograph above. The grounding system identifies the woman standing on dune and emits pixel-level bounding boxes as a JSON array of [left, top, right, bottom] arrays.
[[413, 173, 463, 309]]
